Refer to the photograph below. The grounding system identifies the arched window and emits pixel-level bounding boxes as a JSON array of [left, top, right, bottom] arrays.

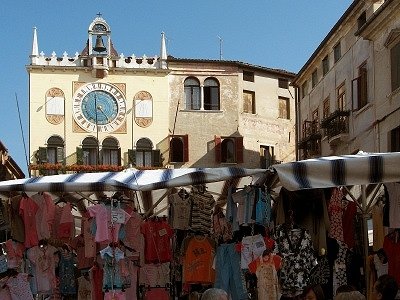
[[184, 77, 200, 110], [170, 135, 189, 163], [136, 138, 153, 167], [214, 136, 243, 164], [204, 78, 220, 110], [82, 137, 98, 166], [102, 137, 120, 165], [46, 136, 64, 164]]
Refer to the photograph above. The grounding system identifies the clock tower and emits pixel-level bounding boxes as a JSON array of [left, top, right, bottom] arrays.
[[27, 15, 170, 174]]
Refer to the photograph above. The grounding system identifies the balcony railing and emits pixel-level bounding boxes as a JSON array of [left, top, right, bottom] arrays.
[[321, 110, 350, 140]]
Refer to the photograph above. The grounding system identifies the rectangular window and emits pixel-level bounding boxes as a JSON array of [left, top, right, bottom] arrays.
[[334, 42, 341, 63], [390, 126, 400, 152], [322, 55, 329, 76], [102, 149, 120, 165], [337, 83, 346, 111], [278, 78, 289, 89], [260, 145, 275, 168], [357, 11, 366, 30], [301, 81, 308, 98], [243, 90, 255, 114], [391, 41, 400, 92], [243, 71, 254, 82], [323, 98, 330, 119], [352, 63, 368, 110], [312, 69, 318, 88], [278, 97, 290, 119]]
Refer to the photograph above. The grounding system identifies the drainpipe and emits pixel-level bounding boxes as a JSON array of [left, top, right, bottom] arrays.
[[294, 85, 299, 161]]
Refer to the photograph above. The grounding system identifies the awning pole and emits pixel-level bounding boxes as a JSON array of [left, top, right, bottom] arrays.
[[361, 185, 369, 296]]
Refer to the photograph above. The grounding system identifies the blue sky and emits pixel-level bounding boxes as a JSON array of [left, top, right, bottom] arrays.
[[0, 0, 352, 176]]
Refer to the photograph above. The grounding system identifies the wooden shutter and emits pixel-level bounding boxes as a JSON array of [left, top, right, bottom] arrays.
[[351, 77, 360, 111], [183, 135, 189, 162], [38, 147, 47, 163], [152, 149, 161, 167], [235, 136, 244, 164], [76, 147, 83, 165], [128, 149, 136, 166], [56, 147, 64, 164], [214, 136, 221, 163]]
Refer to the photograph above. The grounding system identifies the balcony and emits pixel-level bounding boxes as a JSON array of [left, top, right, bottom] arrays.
[[321, 110, 350, 145], [298, 120, 321, 158]]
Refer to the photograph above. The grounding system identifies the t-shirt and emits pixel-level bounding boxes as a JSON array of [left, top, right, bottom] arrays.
[[71, 235, 94, 270], [141, 219, 173, 263], [19, 196, 39, 248], [182, 236, 215, 284], [168, 193, 191, 230], [384, 183, 400, 228], [383, 233, 400, 285], [31, 193, 55, 240], [88, 204, 130, 243]]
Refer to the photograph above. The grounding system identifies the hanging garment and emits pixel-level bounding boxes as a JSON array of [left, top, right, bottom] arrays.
[[274, 224, 317, 297], [332, 240, 348, 296], [88, 204, 131, 243], [59, 250, 77, 295], [82, 218, 96, 259], [214, 243, 248, 300], [139, 262, 170, 287], [372, 201, 386, 251], [168, 192, 192, 230], [141, 219, 173, 263], [212, 208, 233, 243], [7, 273, 34, 300], [104, 290, 126, 300], [182, 236, 215, 284], [9, 195, 25, 243], [383, 183, 400, 228], [122, 207, 143, 252], [328, 187, 345, 242], [31, 192, 55, 240], [19, 195, 39, 248], [144, 287, 170, 300], [27, 244, 58, 294], [240, 234, 266, 269], [249, 254, 282, 300], [100, 246, 125, 291], [77, 275, 92, 300], [89, 263, 104, 300], [190, 189, 215, 234], [342, 200, 357, 249], [383, 232, 400, 285], [71, 234, 94, 270], [57, 203, 75, 240], [4, 239, 25, 270]]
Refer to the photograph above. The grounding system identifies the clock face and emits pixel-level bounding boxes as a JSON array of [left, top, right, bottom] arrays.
[[73, 83, 126, 133]]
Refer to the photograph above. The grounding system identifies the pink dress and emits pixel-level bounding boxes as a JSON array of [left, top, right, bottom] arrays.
[[4, 239, 25, 270]]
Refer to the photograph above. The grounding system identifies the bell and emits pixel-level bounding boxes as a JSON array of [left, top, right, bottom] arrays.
[[93, 35, 106, 53]]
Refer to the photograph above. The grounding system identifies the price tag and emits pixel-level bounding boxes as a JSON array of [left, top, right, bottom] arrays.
[[159, 228, 167, 237], [111, 210, 125, 224]]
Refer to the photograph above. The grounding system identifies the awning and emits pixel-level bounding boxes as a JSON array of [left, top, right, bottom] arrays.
[[0, 167, 268, 193], [273, 151, 400, 191]]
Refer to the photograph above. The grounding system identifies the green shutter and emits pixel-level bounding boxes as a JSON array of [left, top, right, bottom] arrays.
[[38, 147, 47, 163], [56, 147, 64, 164], [128, 149, 136, 166], [76, 147, 84, 165], [152, 149, 161, 167]]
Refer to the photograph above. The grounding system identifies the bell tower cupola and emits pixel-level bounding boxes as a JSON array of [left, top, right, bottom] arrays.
[[87, 13, 114, 78]]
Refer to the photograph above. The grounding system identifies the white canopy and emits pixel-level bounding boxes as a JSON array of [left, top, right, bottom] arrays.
[[0, 167, 268, 193], [273, 151, 400, 191]]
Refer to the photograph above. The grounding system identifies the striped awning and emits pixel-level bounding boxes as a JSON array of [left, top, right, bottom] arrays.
[[0, 167, 268, 193], [273, 151, 400, 191]]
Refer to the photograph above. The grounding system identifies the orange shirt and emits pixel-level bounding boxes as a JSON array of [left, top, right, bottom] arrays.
[[183, 236, 215, 284]]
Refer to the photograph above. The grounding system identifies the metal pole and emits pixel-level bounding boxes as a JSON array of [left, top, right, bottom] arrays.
[[361, 185, 369, 296]]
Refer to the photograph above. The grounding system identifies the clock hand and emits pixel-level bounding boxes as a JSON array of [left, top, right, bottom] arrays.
[[97, 105, 110, 122]]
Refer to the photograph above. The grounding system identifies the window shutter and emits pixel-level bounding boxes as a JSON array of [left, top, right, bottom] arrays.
[[235, 136, 244, 164], [38, 147, 47, 163], [183, 135, 189, 162], [351, 77, 360, 111], [215, 136, 221, 163], [56, 147, 64, 164], [152, 149, 161, 167], [128, 149, 136, 166], [118, 149, 121, 166], [76, 147, 84, 165]]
